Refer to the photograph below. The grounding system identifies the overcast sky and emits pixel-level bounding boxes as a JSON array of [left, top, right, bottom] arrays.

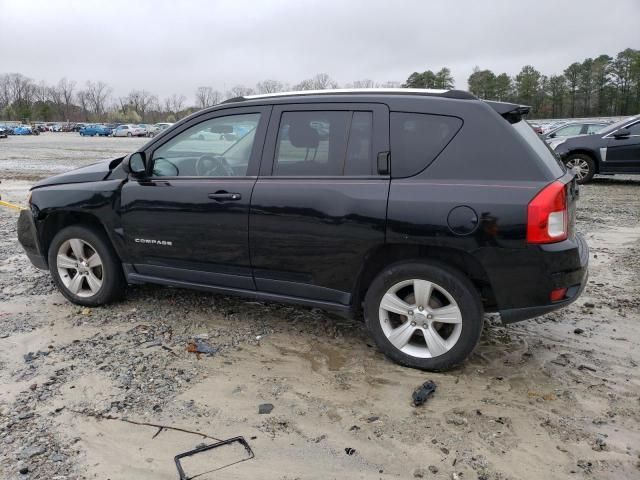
[[1, 0, 638, 103]]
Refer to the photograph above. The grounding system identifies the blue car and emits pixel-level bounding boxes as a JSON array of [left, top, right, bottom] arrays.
[[79, 124, 112, 137], [13, 125, 33, 135]]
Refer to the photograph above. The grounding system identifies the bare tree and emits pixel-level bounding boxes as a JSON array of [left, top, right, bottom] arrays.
[[379, 81, 402, 88], [347, 79, 375, 88], [85, 81, 112, 117], [256, 79, 285, 94], [0, 74, 10, 112], [312, 73, 338, 89], [226, 85, 254, 98], [58, 78, 76, 121], [34, 81, 50, 104], [292, 78, 315, 91], [164, 94, 186, 119], [127, 89, 157, 121], [195, 86, 220, 108], [76, 90, 90, 121], [293, 73, 338, 91]]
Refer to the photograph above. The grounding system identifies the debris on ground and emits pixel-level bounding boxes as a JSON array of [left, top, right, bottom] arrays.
[[186, 340, 218, 356], [344, 447, 356, 455], [412, 380, 437, 406], [174, 436, 254, 480], [258, 403, 274, 414]]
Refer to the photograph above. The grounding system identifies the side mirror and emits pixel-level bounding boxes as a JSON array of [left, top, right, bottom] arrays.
[[122, 152, 146, 176], [549, 132, 556, 138], [613, 129, 631, 139]]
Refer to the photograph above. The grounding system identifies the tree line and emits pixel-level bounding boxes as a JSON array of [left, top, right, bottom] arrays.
[[1, 48, 638, 123], [464, 48, 639, 118], [0, 72, 399, 124]]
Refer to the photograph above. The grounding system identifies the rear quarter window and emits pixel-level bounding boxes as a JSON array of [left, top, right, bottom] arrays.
[[390, 112, 462, 178]]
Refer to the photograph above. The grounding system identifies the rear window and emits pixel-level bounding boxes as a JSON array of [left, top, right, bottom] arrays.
[[390, 112, 462, 178], [511, 119, 564, 174]]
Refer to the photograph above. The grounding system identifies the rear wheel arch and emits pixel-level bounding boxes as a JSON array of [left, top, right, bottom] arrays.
[[352, 244, 496, 313], [565, 149, 599, 173]]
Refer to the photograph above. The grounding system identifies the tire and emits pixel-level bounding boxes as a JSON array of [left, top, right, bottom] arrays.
[[364, 261, 483, 371], [564, 154, 595, 184], [127, 132, 132, 137], [48, 225, 126, 307]]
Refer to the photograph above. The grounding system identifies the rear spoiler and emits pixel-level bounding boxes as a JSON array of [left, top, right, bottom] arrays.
[[485, 101, 531, 124]]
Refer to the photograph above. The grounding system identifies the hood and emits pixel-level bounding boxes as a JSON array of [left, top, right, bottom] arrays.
[[33, 157, 124, 188]]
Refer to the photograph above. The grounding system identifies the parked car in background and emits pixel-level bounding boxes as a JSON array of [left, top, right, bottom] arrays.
[[147, 122, 173, 137], [137, 124, 150, 136], [543, 121, 609, 145], [528, 122, 544, 134], [46, 123, 63, 132], [13, 125, 34, 135], [553, 115, 640, 183], [0, 125, 8, 138], [79, 124, 113, 137], [112, 124, 146, 137], [17, 88, 588, 371]]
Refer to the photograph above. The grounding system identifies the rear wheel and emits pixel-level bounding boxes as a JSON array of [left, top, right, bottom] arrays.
[[48, 225, 126, 306], [364, 261, 483, 371], [564, 154, 595, 184], [127, 132, 132, 137]]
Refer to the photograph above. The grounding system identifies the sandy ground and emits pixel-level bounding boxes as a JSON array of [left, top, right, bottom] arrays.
[[0, 133, 639, 480]]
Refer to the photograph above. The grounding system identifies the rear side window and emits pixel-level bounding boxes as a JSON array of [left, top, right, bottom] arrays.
[[390, 113, 462, 178], [274, 111, 373, 176]]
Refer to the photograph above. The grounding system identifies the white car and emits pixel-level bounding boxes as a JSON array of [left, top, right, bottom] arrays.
[[148, 122, 173, 137], [112, 124, 146, 137]]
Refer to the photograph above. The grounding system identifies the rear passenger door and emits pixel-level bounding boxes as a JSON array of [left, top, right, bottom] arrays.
[[249, 103, 389, 305]]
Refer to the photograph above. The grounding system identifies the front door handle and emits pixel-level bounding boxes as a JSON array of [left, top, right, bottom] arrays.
[[208, 191, 242, 201]]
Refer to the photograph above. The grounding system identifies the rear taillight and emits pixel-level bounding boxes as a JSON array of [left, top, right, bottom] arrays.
[[527, 180, 568, 244]]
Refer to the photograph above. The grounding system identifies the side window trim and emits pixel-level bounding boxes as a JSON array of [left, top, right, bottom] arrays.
[[142, 105, 272, 178], [259, 102, 389, 178]]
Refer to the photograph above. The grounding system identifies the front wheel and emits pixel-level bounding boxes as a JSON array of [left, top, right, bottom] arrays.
[[364, 261, 483, 371], [48, 225, 126, 306], [564, 154, 595, 184]]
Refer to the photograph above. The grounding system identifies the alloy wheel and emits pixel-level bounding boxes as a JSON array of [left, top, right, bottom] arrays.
[[378, 279, 463, 358], [566, 158, 590, 181], [56, 238, 104, 298]]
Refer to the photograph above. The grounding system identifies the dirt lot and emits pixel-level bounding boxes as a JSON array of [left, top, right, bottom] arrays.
[[1, 133, 639, 480]]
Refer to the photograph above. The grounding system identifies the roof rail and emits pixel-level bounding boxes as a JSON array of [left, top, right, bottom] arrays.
[[222, 88, 476, 103]]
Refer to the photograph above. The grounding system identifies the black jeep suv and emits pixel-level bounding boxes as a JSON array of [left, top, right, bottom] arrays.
[[18, 89, 588, 371], [553, 114, 640, 184]]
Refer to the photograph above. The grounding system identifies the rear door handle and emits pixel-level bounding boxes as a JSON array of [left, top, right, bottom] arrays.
[[208, 191, 242, 201]]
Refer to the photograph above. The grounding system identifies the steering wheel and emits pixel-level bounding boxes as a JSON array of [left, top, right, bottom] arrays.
[[195, 155, 234, 177]]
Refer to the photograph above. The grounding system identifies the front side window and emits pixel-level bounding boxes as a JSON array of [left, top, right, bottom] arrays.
[[152, 113, 261, 177]]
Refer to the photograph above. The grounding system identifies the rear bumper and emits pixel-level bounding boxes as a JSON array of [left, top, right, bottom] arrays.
[[498, 232, 589, 324], [17, 209, 48, 270]]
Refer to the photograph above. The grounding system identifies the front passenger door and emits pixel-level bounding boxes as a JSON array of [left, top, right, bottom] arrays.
[[606, 121, 640, 171]]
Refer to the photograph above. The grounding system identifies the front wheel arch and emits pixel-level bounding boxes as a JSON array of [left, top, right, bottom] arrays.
[[40, 211, 121, 267]]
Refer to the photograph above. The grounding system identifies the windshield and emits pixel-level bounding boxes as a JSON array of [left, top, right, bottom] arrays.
[[598, 116, 638, 135]]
